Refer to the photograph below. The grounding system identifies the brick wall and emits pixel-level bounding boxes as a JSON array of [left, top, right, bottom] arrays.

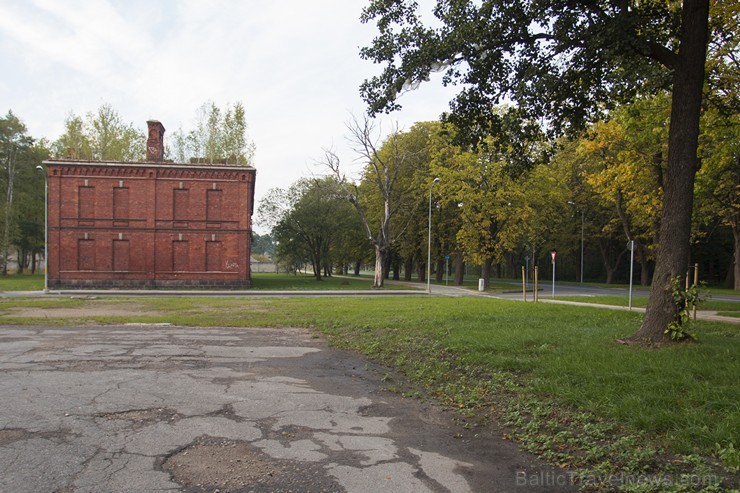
[[45, 160, 256, 289]]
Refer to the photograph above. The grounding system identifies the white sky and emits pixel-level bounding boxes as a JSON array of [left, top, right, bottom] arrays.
[[0, 0, 459, 232]]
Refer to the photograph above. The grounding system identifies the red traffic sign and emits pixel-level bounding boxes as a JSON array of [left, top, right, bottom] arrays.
[[550, 251, 557, 263]]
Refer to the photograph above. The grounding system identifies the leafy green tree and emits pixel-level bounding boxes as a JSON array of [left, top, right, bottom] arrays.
[[51, 114, 91, 160], [360, 0, 711, 342], [695, 106, 739, 289], [177, 101, 255, 165], [251, 232, 277, 258], [577, 95, 671, 284], [52, 104, 144, 161], [0, 111, 46, 275], [428, 112, 549, 287], [258, 178, 359, 280], [696, 0, 739, 289], [12, 141, 48, 274], [87, 104, 144, 161]]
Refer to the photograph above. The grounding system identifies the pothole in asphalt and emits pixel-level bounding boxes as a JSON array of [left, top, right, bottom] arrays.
[[97, 407, 180, 427], [161, 436, 341, 492], [162, 437, 279, 492]]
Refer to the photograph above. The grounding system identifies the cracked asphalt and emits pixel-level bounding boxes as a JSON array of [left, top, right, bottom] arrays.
[[0, 325, 574, 492]]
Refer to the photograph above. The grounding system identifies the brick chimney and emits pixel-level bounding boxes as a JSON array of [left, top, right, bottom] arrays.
[[146, 120, 165, 161]]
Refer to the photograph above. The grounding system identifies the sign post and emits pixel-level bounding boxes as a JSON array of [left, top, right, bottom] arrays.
[[550, 250, 557, 298]]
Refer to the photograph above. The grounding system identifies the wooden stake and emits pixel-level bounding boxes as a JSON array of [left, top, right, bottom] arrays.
[[693, 263, 699, 321], [534, 266, 539, 303]]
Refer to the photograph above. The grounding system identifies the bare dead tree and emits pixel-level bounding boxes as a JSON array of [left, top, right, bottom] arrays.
[[323, 114, 419, 288]]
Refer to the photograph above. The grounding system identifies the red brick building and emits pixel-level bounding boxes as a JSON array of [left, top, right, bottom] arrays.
[[44, 121, 256, 289]]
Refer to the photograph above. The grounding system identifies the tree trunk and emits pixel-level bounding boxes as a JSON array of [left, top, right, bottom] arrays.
[[454, 251, 465, 286], [403, 257, 413, 281], [633, 0, 709, 342], [17, 248, 24, 274], [481, 258, 493, 289], [354, 260, 361, 276], [598, 238, 627, 285], [372, 245, 386, 288], [435, 258, 444, 283], [640, 257, 650, 286], [312, 254, 322, 281], [417, 259, 425, 282]]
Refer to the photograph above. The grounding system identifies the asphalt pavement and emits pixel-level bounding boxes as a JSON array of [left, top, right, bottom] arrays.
[[0, 324, 575, 493]]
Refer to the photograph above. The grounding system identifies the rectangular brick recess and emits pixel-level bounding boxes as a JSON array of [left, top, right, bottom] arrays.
[[44, 159, 256, 290]]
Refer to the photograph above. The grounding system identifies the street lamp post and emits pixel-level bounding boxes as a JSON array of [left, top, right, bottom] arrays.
[[568, 201, 585, 283], [427, 177, 439, 293], [36, 165, 48, 292], [579, 209, 584, 283]]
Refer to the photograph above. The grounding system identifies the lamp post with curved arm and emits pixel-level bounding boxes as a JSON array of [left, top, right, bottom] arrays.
[[427, 177, 440, 293]]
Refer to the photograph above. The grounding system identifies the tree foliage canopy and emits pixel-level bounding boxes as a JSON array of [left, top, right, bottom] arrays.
[[52, 104, 144, 161], [169, 101, 255, 166], [360, 0, 682, 140], [360, 0, 713, 341]]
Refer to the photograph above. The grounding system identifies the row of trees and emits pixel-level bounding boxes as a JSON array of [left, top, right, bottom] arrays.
[[260, 91, 736, 295], [53, 101, 255, 165], [258, 178, 366, 279], [0, 111, 47, 275], [1, 102, 256, 275], [168, 102, 255, 165], [353, 0, 735, 343]]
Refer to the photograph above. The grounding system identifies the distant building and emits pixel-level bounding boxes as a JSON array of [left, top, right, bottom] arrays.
[[44, 121, 256, 289]]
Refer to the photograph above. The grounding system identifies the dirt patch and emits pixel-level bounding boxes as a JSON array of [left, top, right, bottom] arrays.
[[6, 303, 164, 319], [0, 428, 29, 445], [162, 437, 279, 492], [98, 408, 180, 428]]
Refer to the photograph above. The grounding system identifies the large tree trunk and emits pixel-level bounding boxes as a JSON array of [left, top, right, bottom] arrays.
[[454, 251, 465, 286], [372, 245, 386, 288], [480, 257, 493, 289], [404, 257, 413, 281], [435, 258, 444, 283], [416, 258, 426, 282], [632, 0, 709, 342], [354, 260, 361, 276]]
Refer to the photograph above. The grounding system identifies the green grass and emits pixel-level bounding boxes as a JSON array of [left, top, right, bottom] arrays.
[[0, 272, 413, 292], [718, 312, 740, 318], [1, 295, 737, 490], [555, 294, 740, 314], [251, 272, 412, 290], [0, 273, 44, 291]]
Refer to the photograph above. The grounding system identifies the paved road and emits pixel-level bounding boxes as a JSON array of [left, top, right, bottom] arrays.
[[0, 325, 574, 493]]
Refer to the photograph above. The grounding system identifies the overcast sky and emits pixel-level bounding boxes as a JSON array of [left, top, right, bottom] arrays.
[[0, 0, 459, 231]]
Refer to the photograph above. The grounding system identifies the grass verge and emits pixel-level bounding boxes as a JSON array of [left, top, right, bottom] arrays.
[[0, 273, 43, 291], [1, 295, 737, 491], [251, 273, 412, 290], [555, 295, 740, 315]]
